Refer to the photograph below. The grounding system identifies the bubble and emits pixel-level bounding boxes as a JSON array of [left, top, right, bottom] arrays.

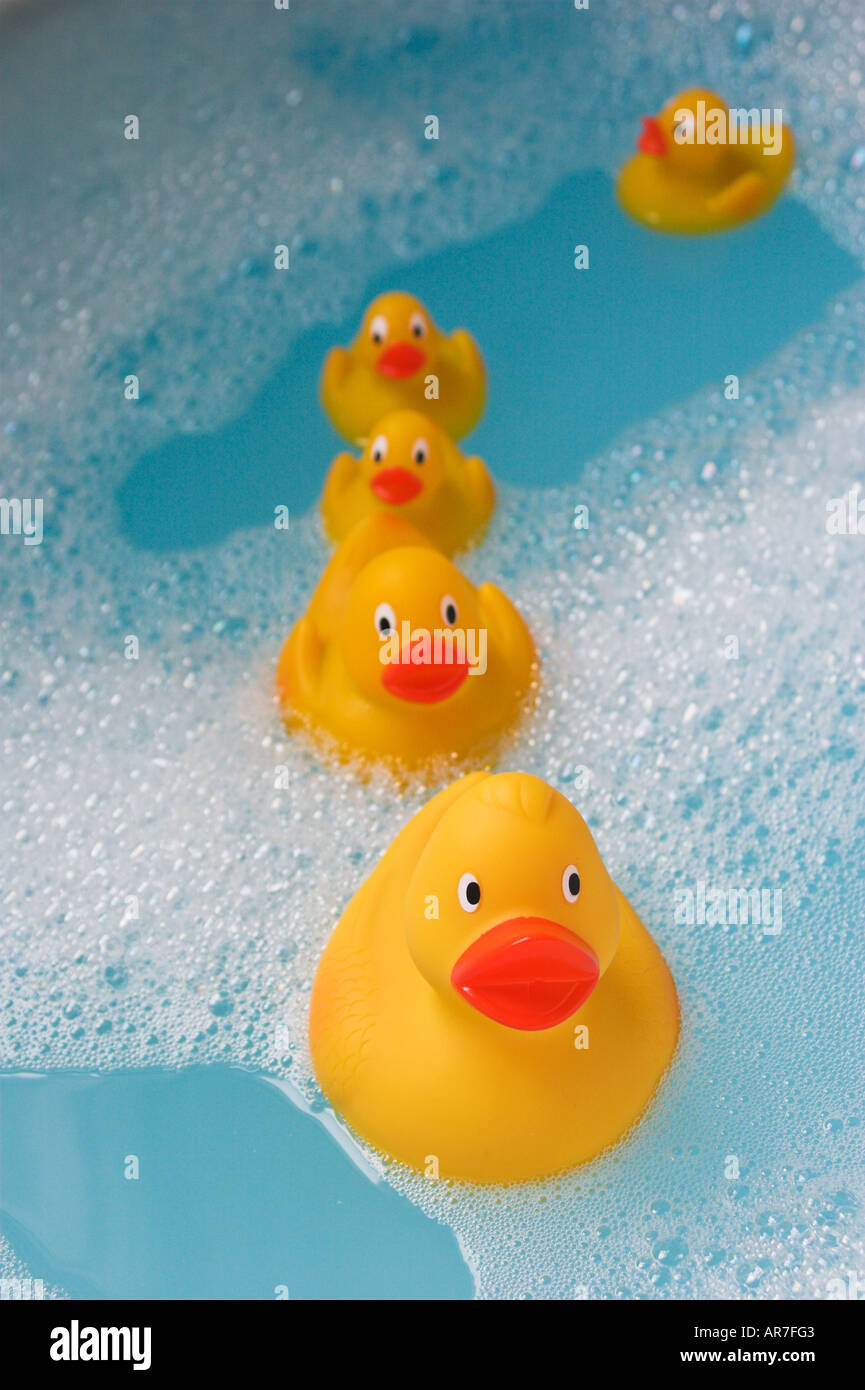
[[653, 1236, 689, 1267], [208, 992, 234, 1018], [737, 1258, 773, 1290]]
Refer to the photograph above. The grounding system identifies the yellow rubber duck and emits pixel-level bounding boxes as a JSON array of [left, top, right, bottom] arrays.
[[319, 408, 496, 555], [275, 515, 536, 770], [617, 87, 795, 235], [310, 771, 679, 1183], [320, 291, 486, 443]]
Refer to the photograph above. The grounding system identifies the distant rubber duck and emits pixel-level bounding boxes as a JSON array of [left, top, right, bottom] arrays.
[[310, 771, 679, 1183], [320, 408, 495, 555], [617, 87, 795, 234], [320, 291, 486, 443], [275, 515, 536, 770]]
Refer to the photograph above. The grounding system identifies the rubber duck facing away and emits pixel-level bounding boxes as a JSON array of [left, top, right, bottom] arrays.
[[617, 87, 795, 234]]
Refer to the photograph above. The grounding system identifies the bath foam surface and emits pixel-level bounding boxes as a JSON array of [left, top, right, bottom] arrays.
[[1, 0, 864, 1298], [3, 0, 865, 498], [2, 383, 864, 1297]]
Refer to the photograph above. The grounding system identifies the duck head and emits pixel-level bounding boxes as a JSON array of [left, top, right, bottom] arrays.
[[353, 291, 441, 382], [358, 410, 446, 508], [638, 88, 729, 176], [404, 773, 621, 1031], [337, 544, 485, 707]]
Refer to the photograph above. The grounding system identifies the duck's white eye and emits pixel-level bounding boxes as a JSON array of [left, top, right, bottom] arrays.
[[369, 314, 388, 345], [458, 872, 481, 912], [673, 111, 695, 144], [440, 594, 458, 626], [409, 311, 427, 340], [374, 602, 396, 638], [562, 865, 581, 903], [411, 437, 428, 465], [370, 433, 388, 463]]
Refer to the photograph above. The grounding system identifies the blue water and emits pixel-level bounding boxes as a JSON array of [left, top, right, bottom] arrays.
[[0, 1068, 472, 1299], [117, 169, 859, 551]]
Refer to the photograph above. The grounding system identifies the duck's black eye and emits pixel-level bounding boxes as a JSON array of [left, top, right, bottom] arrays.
[[458, 872, 481, 912], [374, 602, 396, 637], [440, 595, 458, 626], [562, 865, 581, 903], [409, 311, 427, 339], [412, 437, 428, 465], [370, 433, 388, 464], [369, 313, 388, 346]]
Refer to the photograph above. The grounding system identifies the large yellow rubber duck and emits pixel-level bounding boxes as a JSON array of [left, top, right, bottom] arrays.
[[320, 291, 486, 443], [310, 771, 679, 1183], [617, 88, 795, 234], [319, 408, 496, 555], [275, 516, 536, 770]]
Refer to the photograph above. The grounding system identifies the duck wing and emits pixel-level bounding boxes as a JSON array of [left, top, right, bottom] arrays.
[[707, 169, 767, 221], [310, 772, 491, 1105]]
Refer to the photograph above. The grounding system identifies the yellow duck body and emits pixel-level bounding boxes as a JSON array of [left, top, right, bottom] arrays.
[[320, 291, 486, 443], [275, 516, 536, 770], [320, 408, 496, 555], [310, 772, 680, 1183], [617, 87, 795, 235]]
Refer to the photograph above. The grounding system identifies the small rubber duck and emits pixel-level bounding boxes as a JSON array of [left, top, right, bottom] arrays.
[[310, 771, 679, 1183], [617, 87, 795, 234], [320, 408, 496, 555], [320, 291, 486, 442], [275, 515, 536, 770]]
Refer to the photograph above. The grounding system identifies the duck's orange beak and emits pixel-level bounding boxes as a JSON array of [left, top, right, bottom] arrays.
[[370, 466, 424, 504], [377, 341, 427, 378], [451, 917, 599, 1030], [638, 115, 667, 156], [382, 656, 468, 704]]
